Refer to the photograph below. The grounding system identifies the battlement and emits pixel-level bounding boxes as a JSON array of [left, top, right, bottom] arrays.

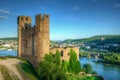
[[18, 16, 32, 29], [35, 14, 49, 20]]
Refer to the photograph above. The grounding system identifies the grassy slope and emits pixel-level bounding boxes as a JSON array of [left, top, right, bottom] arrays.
[[0, 57, 37, 80], [0, 57, 103, 80], [17, 58, 38, 80]]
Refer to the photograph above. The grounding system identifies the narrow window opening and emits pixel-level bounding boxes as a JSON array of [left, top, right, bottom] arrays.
[[61, 51, 63, 57]]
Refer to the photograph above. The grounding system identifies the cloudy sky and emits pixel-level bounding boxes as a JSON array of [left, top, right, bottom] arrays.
[[0, 0, 120, 40]]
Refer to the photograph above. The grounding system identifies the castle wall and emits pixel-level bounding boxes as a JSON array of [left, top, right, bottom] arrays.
[[50, 47, 79, 62]]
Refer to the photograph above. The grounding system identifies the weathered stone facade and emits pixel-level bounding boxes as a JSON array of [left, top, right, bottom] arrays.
[[50, 47, 79, 62], [18, 14, 79, 65]]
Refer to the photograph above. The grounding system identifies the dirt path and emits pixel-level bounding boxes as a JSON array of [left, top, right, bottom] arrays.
[[0, 70, 3, 80], [0, 58, 22, 80]]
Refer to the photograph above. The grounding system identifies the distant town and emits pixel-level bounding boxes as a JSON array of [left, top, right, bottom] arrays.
[[0, 38, 17, 50], [1, 35, 120, 54]]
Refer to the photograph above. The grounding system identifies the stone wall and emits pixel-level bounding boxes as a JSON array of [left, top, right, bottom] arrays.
[[50, 47, 79, 62]]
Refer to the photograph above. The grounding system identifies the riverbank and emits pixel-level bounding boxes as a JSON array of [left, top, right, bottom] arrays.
[[80, 57, 120, 80], [0, 57, 37, 80], [95, 60, 120, 66]]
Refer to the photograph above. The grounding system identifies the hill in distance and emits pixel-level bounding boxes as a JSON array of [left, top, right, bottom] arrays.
[[62, 35, 120, 44], [0, 35, 120, 44], [0, 37, 17, 40]]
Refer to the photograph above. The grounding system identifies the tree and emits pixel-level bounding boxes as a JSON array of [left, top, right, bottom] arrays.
[[83, 63, 92, 74], [68, 49, 81, 73], [44, 53, 53, 63], [62, 61, 69, 72], [36, 61, 67, 80], [54, 50, 60, 66]]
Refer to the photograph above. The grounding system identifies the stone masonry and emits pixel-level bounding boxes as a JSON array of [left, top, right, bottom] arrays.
[[18, 14, 79, 65]]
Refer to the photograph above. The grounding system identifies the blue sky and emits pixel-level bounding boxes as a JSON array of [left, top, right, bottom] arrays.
[[0, 0, 120, 40]]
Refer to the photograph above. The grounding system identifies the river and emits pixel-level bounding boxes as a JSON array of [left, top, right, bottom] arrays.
[[0, 50, 120, 80], [0, 50, 17, 56], [80, 57, 120, 80]]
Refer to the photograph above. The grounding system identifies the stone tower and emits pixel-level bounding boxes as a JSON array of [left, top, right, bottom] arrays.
[[34, 14, 50, 62], [18, 16, 32, 57], [18, 14, 50, 65]]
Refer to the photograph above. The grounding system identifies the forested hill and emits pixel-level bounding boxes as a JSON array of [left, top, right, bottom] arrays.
[[0, 37, 17, 40], [62, 35, 120, 44], [0, 35, 120, 44]]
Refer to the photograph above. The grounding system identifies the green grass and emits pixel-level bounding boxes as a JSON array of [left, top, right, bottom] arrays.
[[17, 59, 38, 80], [0, 65, 19, 80], [0, 65, 12, 80], [67, 73, 103, 80]]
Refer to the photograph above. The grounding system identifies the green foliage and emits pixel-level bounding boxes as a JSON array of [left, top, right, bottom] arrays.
[[53, 50, 61, 66], [62, 61, 69, 72], [44, 51, 60, 66], [80, 76, 103, 80], [0, 65, 13, 80], [0, 37, 17, 40], [83, 63, 92, 74], [36, 58, 67, 80], [17, 59, 38, 80], [68, 49, 81, 73], [67, 74, 103, 80], [102, 54, 120, 65], [44, 53, 54, 62], [63, 35, 120, 43]]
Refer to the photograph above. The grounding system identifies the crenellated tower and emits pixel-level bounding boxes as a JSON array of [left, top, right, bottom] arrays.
[[34, 14, 50, 62], [18, 16, 32, 57], [18, 14, 50, 65]]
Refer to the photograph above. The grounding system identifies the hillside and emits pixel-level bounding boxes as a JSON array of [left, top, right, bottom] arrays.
[[62, 35, 120, 44], [0, 37, 17, 40], [0, 57, 37, 80]]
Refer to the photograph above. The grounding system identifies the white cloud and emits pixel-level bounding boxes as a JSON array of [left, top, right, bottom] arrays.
[[0, 16, 8, 19], [115, 3, 120, 8], [73, 6, 79, 10], [0, 9, 10, 14]]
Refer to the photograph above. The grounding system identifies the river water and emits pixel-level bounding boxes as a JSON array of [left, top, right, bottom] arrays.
[[0, 50, 120, 80], [80, 57, 120, 80], [0, 50, 17, 56]]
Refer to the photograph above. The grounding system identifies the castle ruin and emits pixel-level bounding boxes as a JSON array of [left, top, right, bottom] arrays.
[[18, 14, 79, 65]]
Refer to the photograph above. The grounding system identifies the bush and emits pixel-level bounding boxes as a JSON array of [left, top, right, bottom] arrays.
[[83, 63, 92, 74]]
